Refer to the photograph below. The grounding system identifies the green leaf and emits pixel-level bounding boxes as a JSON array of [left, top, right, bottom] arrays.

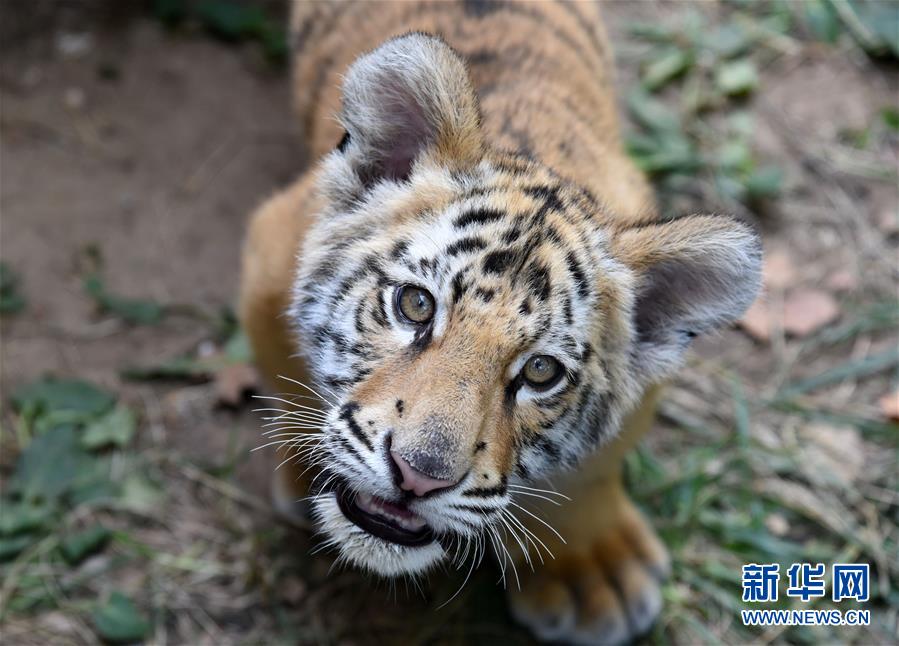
[[223, 329, 253, 364], [744, 165, 784, 199], [197, 1, 265, 42], [69, 455, 118, 505], [0, 535, 34, 562], [642, 47, 693, 91], [84, 274, 165, 325], [257, 22, 288, 64], [119, 474, 164, 513], [705, 23, 753, 58], [715, 59, 758, 96], [805, 0, 841, 43], [716, 172, 748, 202], [839, 126, 871, 149], [882, 106, 899, 131], [627, 88, 682, 133], [0, 500, 56, 535], [70, 477, 121, 506], [12, 377, 116, 422], [728, 111, 755, 136], [10, 425, 96, 502], [717, 139, 752, 172], [762, 2, 794, 34], [152, 0, 188, 27], [82, 405, 137, 450], [60, 525, 111, 565], [0, 262, 26, 314], [626, 131, 700, 175], [92, 591, 150, 644], [836, 0, 899, 58]]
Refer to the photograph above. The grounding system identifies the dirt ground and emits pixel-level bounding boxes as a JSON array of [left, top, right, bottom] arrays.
[[1, 2, 897, 645]]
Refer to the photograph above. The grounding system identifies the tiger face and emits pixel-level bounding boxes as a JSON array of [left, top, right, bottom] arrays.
[[289, 34, 761, 576]]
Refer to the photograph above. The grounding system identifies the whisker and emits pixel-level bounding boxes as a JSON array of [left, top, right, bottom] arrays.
[[437, 535, 480, 608], [252, 398, 328, 418], [258, 409, 328, 422], [497, 513, 532, 569], [508, 483, 571, 501], [252, 438, 318, 452], [509, 502, 566, 544], [276, 374, 339, 405], [504, 508, 554, 562], [509, 489, 561, 506]]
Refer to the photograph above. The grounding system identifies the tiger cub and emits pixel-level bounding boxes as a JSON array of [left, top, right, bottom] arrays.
[[240, 2, 761, 643]]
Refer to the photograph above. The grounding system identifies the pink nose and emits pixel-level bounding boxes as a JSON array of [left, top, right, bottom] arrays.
[[390, 451, 456, 497]]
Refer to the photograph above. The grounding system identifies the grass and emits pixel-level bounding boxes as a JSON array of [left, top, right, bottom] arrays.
[[1, 0, 898, 644]]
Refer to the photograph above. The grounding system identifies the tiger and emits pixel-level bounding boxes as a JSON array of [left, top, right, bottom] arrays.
[[239, 1, 761, 644]]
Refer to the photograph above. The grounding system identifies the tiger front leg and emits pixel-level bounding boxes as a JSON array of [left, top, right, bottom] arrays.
[[506, 478, 670, 645]]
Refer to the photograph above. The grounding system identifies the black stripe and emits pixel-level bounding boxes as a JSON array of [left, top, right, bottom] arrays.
[[373, 291, 389, 327], [482, 249, 517, 275], [454, 208, 505, 229], [390, 239, 410, 260], [463, 479, 507, 498], [474, 287, 495, 302], [338, 402, 373, 452], [525, 263, 551, 301], [337, 434, 364, 465], [445, 236, 487, 257], [566, 251, 590, 299], [450, 504, 499, 516]]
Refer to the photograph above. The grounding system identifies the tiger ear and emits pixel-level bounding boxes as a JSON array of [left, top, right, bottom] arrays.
[[610, 215, 762, 382], [338, 32, 483, 184]]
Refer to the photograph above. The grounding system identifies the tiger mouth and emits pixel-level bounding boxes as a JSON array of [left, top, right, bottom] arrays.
[[336, 485, 435, 547]]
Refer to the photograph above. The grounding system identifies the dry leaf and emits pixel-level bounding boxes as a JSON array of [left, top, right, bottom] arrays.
[[825, 269, 858, 292], [215, 363, 259, 407], [799, 423, 863, 486], [739, 297, 771, 341], [782, 288, 839, 337], [879, 390, 899, 421], [761, 248, 796, 291]]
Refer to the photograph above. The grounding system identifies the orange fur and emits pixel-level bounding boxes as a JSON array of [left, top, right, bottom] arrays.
[[239, 3, 760, 643]]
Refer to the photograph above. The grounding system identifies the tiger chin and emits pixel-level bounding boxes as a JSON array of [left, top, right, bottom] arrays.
[[239, 2, 761, 645]]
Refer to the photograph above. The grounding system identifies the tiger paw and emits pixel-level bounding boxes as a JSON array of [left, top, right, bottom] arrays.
[[507, 501, 670, 645]]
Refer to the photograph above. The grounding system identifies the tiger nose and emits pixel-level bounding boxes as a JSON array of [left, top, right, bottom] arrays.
[[390, 451, 457, 497]]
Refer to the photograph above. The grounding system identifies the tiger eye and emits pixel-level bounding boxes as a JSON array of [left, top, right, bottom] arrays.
[[397, 285, 435, 324], [522, 355, 562, 388]]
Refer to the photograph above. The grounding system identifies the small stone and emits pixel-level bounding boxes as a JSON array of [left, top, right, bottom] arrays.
[[765, 513, 789, 537], [63, 87, 85, 110], [55, 32, 93, 58], [197, 340, 217, 358]]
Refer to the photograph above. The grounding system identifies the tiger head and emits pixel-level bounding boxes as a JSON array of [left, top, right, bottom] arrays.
[[290, 34, 761, 577]]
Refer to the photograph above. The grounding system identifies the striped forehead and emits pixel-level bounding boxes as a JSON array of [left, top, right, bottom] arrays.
[[385, 185, 601, 348]]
